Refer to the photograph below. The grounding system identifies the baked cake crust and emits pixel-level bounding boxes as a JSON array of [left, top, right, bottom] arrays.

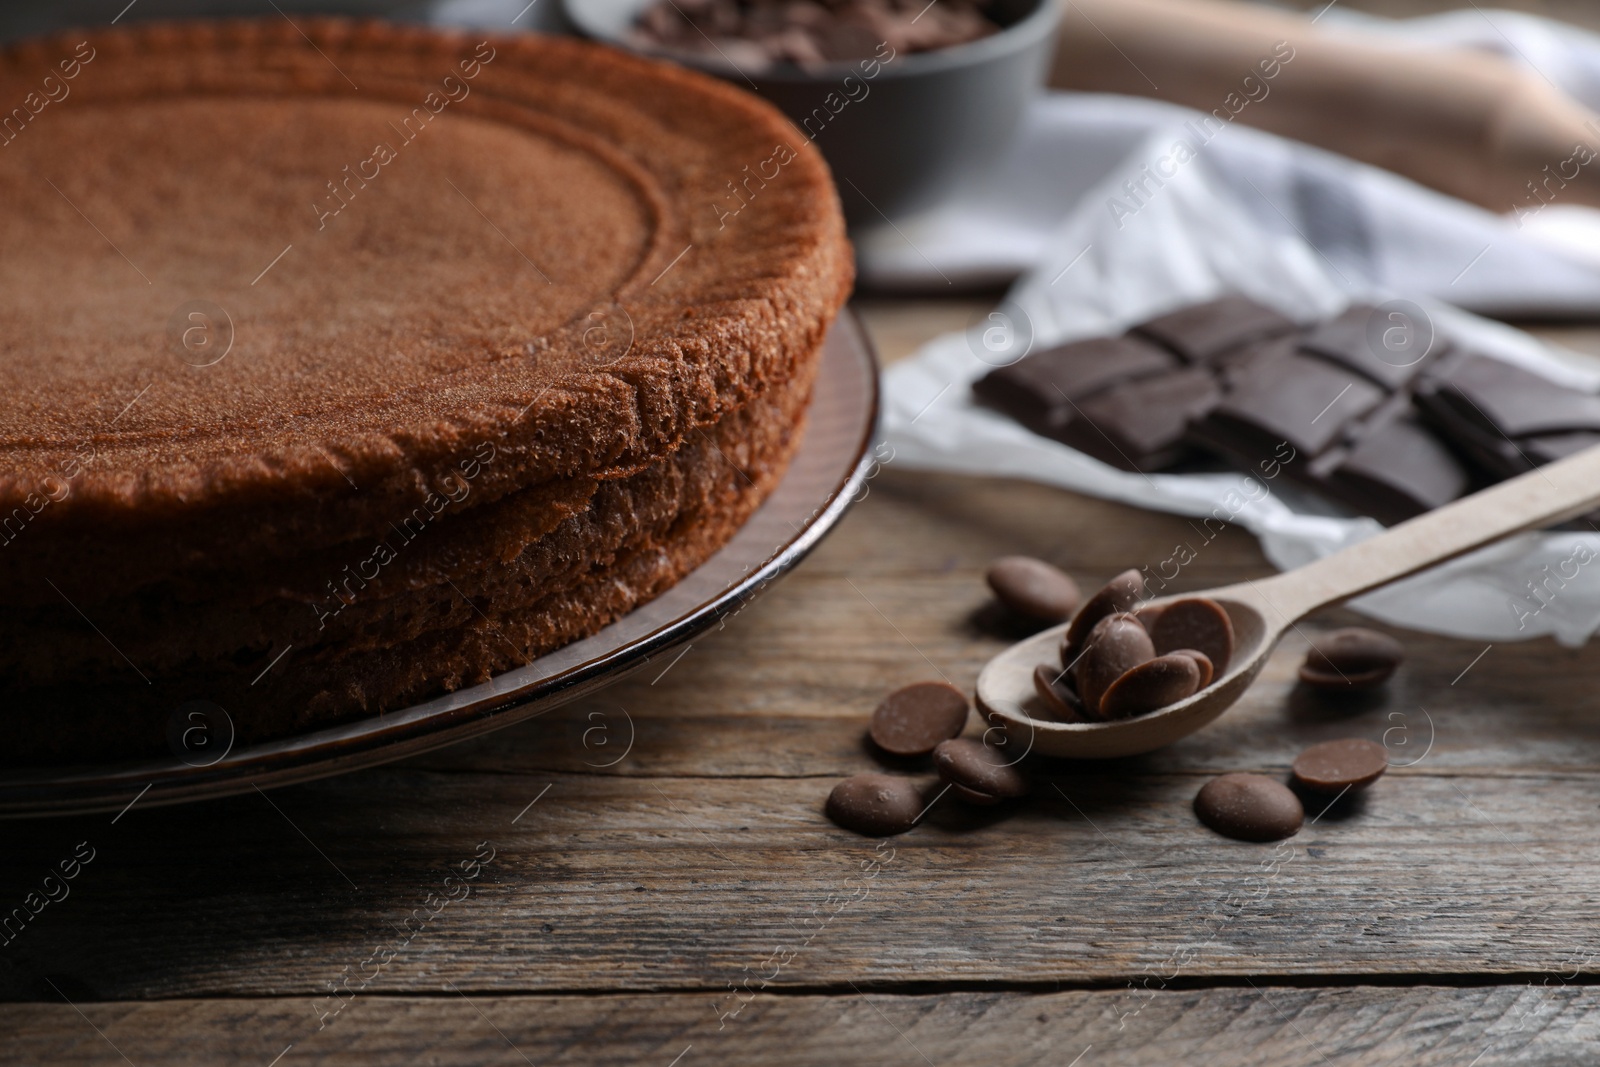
[[0, 20, 853, 763], [0, 19, 850, 581]]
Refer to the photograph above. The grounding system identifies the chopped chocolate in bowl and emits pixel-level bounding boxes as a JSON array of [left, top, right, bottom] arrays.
[[627, 0, 1002, 72], [566, 0, 1063, 226]]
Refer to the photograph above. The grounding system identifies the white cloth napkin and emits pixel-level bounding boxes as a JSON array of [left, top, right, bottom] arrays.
[[879, 8, 1600, 646], [855, 9, 1600, 305]]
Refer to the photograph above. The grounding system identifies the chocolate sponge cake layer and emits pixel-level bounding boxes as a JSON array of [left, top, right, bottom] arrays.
[[1, 346, 815, 767], [0, 20, 850, 593], [0, 21, 852, 762], [0, 356, 815, 689]]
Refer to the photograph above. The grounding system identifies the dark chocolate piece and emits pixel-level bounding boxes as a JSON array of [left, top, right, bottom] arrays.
[[1032, 663, 1087, 722], [932, 738, 1028, 803], [1058, 367, 1221, 471], [986, 556, 1080, 625], [1190, 326, 1473, 524], [1416, 354, 1600, 479], [1166, 648, 1214, 688], [1061, 569, 1146, 669], [1299, 627, 1404, 689], [1299, 304, 1436, 390], [870, 682, 970, 757], [1194, 773, 1304, 842], [972, 335, 1176, 442], [1311, 406, 1470, 526], [974, 293, 1595, 527], [825, 773, 924, 836], [1131, 295, 1299, 364], [1073, 613, 1155, 720], [1098, 653, 1201, 719], [1149, 597, 1234, 676], [1292, 738, 1388, 793], [1195, 338, 1388, 459]]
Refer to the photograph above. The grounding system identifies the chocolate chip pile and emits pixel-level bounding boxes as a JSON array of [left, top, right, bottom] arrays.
[[823, 555, 1408, 843], [1032, 567, 1231, 723], [627, 0, 999, 71], [975, 294, 1600, 526], [826, 679, 1024, 836], [1193, 739, 1390, 841]]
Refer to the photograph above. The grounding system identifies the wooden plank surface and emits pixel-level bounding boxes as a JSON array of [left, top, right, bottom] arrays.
[[7, 986, 1600, 1066], [6, 299, 1600, 1063]]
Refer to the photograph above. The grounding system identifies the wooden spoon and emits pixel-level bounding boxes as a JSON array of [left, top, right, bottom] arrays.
[[977, 444, 1600, 759]]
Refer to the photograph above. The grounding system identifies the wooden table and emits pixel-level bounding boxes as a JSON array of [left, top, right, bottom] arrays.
[[7, 292, 1600, 1065]]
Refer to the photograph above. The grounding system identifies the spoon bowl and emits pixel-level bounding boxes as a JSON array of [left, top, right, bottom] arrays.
[[980, 589, 1274, 758], [977, 442, 1600, 758]]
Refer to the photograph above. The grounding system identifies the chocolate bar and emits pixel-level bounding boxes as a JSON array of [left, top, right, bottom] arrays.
[[970, 295, 1311, 470], [973, 294, 1600, 526]]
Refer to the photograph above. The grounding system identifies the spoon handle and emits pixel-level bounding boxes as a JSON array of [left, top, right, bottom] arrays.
[[1246, 443, 1600, 622]]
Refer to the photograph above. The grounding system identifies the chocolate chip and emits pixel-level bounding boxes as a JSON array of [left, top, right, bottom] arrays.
[[1193, 773, 1304, 842], [870, 681, 969, 756], [1166, 648, 1214, 688], [1073, 612, 1155, 719], [985, 555, 1080, 626], [932, 738, 1027, 804], [1132, 601, 1166, 633], [1061, 568, 1146, 667], [1098, 653, 1202, 719], [1299, 628, 1403, 689], [948, 782, 1001, 805], [1032, 663, 1087, 722], [1149, 597, 1233, 676], [825, 773, 925, 836], [1292, 738, 1388, 793]]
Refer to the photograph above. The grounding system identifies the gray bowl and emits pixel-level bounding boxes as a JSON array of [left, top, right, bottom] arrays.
[[561, 0, 1059, 225]]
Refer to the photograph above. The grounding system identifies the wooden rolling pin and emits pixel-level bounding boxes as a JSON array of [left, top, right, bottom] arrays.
[[1050, 0, 1600, 217]]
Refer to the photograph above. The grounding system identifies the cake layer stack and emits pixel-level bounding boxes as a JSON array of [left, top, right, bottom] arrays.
[[0, 21, 852, 764]]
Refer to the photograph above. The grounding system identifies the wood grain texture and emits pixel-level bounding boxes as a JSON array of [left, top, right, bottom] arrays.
[[6, 302, 1600, 1065], [4, 750, 1600, 1002], [7, 986, 1600, 1066]]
